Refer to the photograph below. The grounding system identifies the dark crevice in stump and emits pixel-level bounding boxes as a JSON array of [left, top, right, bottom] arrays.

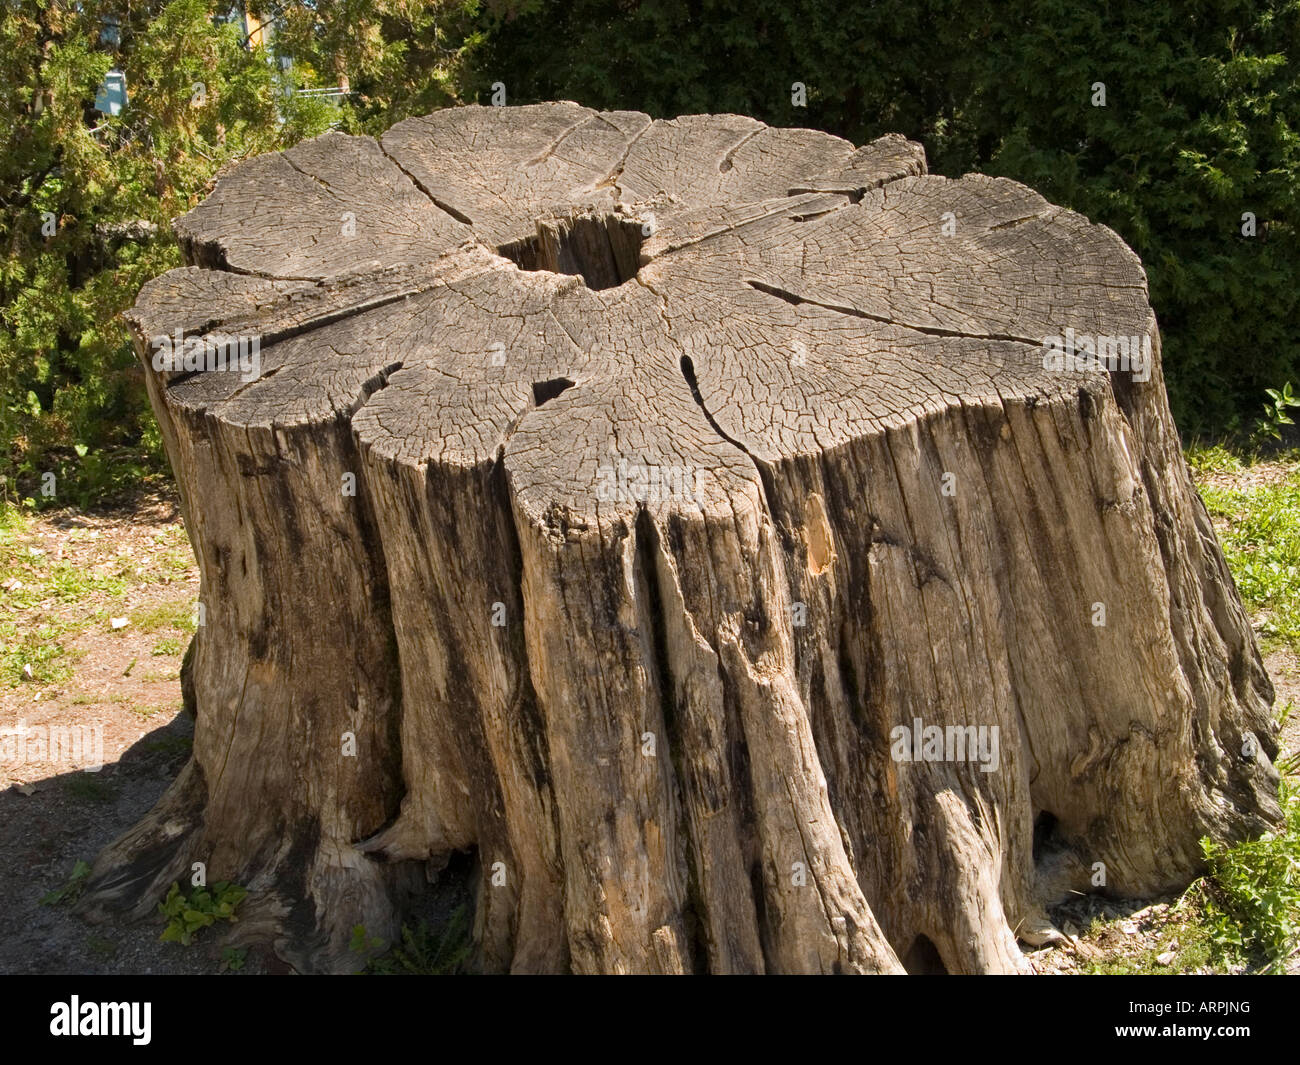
[[497, 210, 645, 290]]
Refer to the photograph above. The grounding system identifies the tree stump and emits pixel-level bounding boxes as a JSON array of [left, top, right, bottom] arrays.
[[82, 103, 1281, 974]]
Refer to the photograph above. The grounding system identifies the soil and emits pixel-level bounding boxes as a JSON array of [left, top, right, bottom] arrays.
[[0, 490, 276, 974]]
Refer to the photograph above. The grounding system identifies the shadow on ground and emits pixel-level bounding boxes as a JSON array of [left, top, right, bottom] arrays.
[[0, 711, 280, 974]]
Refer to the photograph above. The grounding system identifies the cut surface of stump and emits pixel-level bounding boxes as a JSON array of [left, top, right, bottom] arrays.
[[84, 103, 1281, 974]]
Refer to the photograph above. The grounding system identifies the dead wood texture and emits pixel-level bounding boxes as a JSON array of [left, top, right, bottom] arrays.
[[80, 103, 1281, 974]]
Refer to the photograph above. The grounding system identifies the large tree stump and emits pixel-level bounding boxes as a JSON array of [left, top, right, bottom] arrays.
[[82, 103, 1281, 974]]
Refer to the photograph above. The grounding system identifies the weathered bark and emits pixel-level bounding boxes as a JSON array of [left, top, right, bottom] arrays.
[[79, 103, 1281, 974]]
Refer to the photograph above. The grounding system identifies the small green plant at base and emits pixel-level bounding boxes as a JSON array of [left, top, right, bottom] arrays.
[[1198, 777, 1300, 973], [40, 860, 92, 906], [220, 946, 248, 972], [351, 908, 472, 975], [158, 880, 247, 946], [86, 935, 117, 960], [350, 924, 385, 956], [1253, 383, 1300, 446]]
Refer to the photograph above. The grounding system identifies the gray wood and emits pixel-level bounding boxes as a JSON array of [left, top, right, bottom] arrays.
[[80, 103, 1281, 974]]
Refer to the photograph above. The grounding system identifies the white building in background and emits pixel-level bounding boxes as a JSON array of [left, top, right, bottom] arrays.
[[93, 69, 128, 116]]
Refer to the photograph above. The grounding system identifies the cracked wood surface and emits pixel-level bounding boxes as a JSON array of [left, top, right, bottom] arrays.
[[81, 103, 1281, 974]]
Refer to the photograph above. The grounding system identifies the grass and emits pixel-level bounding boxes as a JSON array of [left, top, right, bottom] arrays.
[[1198, 776, 1300, 972], [46, 561, 129, 602], [1279, 702, 1300, 777], [0, 503, 132, 686], [0, 497, 196, 687], [1196, 451, 1300, 653], [1074, 788, 1299, 976], [1, 623, 76, 687], [131, 704, 164, 719], [1185, 440, 1246, 478], [133, 599, 196, 634], [86, 935, 117, 960], [142, 731, 192, 760], [61, 773, 118, 803], [1086, 779, 1299, 974], [1191, 445, 1300, 971], [68, 692, 128, 706]]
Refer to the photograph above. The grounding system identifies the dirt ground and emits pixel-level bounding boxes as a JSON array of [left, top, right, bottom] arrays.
[[0, 491, 277, 974], [1, 485, 1295, 976]]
